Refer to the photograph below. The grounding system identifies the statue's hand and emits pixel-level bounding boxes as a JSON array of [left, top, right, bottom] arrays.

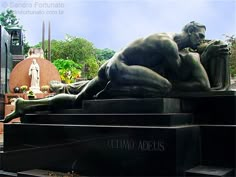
[[49, 80, 65, 93], [205, 40, 230, 58]]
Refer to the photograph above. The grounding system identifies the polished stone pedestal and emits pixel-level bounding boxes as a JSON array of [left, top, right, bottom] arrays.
[[185, 165, 234, 176], [1, 123, 200, 176], [200, 125, 236, 168], [22, 113, 193, 126], [0, 92, 236, 176], [178, 91, 236, 125]]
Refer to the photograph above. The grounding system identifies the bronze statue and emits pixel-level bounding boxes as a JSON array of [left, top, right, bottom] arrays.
[[2, 21, 230, 123]]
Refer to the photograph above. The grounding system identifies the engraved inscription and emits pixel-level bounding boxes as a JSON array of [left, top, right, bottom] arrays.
[[107, 139, 165, 152], [138, 140, 165, 152]]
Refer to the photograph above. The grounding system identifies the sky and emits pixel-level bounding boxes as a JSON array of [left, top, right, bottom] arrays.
[[0, 0, 235, 51]]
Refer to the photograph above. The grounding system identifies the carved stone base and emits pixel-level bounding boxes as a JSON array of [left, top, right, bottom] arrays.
[[2, 123, 200, 176], [1, 92, 236, 176]]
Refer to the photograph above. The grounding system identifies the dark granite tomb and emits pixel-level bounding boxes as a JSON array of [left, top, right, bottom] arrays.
[[178, 91, 236, 125], [2, 123, 200, 176], [0, 92, 235, 176]]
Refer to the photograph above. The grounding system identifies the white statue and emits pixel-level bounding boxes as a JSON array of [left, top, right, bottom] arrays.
[[29, 59, 41, 93]]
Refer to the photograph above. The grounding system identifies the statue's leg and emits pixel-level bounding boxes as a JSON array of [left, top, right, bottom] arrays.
[[2, 94, 77, 123], [2, 98, 25, 123], [3, 61, 111, 123], [74, 76, 109, 106], [106, 60, 172, 94], [96, 81, 167, 98]]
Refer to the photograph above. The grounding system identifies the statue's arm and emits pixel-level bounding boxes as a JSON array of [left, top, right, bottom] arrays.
[[160, 39, 181, 75], [199, 40, 230, 90], [172, 53, 210, 91], [200, 41, 229, 66]]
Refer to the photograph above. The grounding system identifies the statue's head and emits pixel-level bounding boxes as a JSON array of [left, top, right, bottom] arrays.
[[182, 21, 206, 33], [183, 21, 206, 49], [32, 59, 37, 64]]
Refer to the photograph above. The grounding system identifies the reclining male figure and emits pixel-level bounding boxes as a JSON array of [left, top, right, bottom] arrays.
[[4, 21, 225, 123]]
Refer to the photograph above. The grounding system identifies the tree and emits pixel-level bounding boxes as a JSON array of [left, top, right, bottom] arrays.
[[35, 36, 102, 79], [95, 48, 115, 61], [225, 35, 236, 77], [0, 9, 20, 28], [53, 59, 82, 83], [36, 35, 96, 64], [34, 36, 116, 80], [82, 57, 99, 79], [24, 41, 31, 56], [34, 39, 64, 60]]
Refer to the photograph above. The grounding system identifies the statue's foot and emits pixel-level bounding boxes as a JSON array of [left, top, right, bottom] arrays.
[[1, 98, 25, 123]]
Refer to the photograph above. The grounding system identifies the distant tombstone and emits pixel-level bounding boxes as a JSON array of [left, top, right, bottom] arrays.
[[27, 48, 44, 58], [9, 57, 61, 93]]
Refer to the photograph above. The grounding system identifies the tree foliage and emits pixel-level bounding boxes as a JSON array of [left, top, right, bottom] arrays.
[[53, 59, 82, 83], [0, 9, 20, 28], [82, 57, 99, 79], [35, 35, 116, 80], [225, 35, 236, 77], [24, 41, 31, 56], [37, 35, 96, 64], [95, 48, 115, 61]]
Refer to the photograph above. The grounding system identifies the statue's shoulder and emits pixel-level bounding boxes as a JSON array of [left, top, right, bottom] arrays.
[[145, 32, 174, 40], [142, 33, 175, 48]]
